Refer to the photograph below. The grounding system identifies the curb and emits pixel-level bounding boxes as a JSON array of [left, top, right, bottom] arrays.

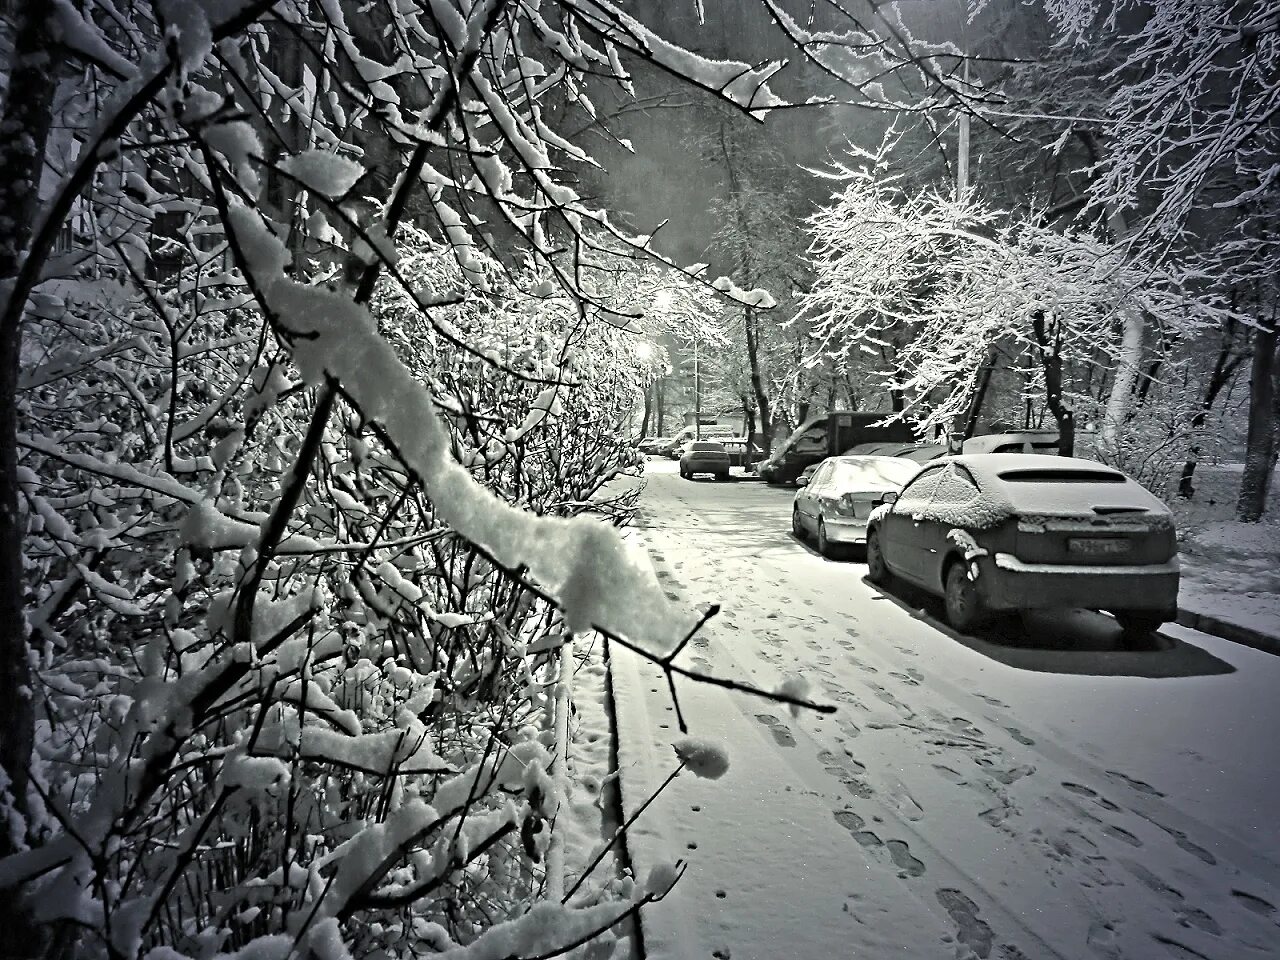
[[1175, 608, 1280, 657]]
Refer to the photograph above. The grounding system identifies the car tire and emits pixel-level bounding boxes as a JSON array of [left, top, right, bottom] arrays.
[[680, 469, 690, 480], [1114, 611, 1164, 641], [816, 519, 837, 559], [792, 506, 805, 540], [866, 528, 891, 585], [944, 561, 987, 632]]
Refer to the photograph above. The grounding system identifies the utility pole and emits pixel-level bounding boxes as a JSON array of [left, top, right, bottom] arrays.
[[694, 338, 702, 439], [957, 57, 970, 198]]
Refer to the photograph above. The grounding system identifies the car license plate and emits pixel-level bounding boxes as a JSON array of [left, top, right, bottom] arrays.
[[1068, 537, 1131, 556]]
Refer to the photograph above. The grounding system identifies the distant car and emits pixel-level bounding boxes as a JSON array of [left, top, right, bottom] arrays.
[[864, 454, 1179, 640], [641, 436, 673, 455], [792, 456, 921, 557], [962, 431, 1061, 455], [843, 441, 912, 456], [722, 437, 764, 469], [897, 443, 947, 464], [845, 441, 946, 463], [680, 441, 732, 481]]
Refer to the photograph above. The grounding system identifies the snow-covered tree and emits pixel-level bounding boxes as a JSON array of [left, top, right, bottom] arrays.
[[796, 153, 1218, 465], [1042, 0, 1280, 517]]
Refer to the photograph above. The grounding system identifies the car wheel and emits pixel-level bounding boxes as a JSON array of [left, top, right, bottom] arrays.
[[792, 506, 805, 540], [944, 561, 986, 632], [1114, 611, 1164, 641], [816, 519, 837, 559], [680, 469, 690, 480], [866, 528, 891, 585]]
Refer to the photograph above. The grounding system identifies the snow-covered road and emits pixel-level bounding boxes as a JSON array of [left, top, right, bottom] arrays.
[[610, 458, 1280, 960]]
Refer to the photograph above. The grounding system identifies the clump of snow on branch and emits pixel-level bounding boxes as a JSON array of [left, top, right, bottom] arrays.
[[674, 737, 731, 780]]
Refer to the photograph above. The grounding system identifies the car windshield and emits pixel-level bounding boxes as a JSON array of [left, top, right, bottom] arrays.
[[829, 457, 919, 488], [690, 442, 724, 452], [998, 468, 1126, 483]]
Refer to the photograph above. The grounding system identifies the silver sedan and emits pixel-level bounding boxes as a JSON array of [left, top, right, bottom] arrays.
[[792, 456, 920, 557]]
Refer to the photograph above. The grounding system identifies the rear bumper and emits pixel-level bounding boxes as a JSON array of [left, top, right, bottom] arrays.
[[822, 516, 869, 544], [682, 459, 730, 473], [981, 553, 1179, 614]]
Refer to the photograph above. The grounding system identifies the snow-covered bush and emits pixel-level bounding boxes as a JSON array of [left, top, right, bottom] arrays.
[[0, 1, 944, 954]]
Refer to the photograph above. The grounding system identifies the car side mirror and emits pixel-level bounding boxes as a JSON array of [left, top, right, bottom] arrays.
[[795, 476, 809, 487], [879, 491, 898, 505]]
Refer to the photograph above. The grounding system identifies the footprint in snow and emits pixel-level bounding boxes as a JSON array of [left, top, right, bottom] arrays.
[[992, 764, 1036, 785], [1062, 782, 1122, 812], [870, 685, 913, 718], [832, 810, 883, 848], [935, 889, 994, 959], [1086, 921, 1120, 959], [1005, 726, 1035, 746], [948, 716, 984, 739], [1106, 769, 1165, 797], [1136, 814, 1213, 870], [1103, 823, 1143, 848], [818, 751, 874, 799], [889, 787, 924, 821], [889, 671, 920, 686], [754, 713, 796, 748], [887, 839, 926, 876], [1231, 890, 1276, 919]]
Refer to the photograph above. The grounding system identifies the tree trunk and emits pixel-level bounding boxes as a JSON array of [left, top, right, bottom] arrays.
[[1031, 310, 1076, 457], [655, 379, 666, 436], [962, 344, 999, 438], [1100, 304, 1143, 455], [743, 306, 771, 444], [740, 394, 756, 440], [1178, 319, 1240, 499], [1237, 318, 1278, 522], [640, 381, 653, 438], [0, 7, 60, 954]]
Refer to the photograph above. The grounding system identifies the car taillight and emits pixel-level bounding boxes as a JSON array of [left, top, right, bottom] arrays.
[[834, 494, 858, 517]]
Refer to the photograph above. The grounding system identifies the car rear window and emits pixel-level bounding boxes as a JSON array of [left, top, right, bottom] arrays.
[[831, 458, 919, 486], [690, 442, 725, 451], [998, 469, 1125, 483]]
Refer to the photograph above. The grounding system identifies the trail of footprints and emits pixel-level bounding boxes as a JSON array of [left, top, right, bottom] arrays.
[[642, 530, 1280, 959]]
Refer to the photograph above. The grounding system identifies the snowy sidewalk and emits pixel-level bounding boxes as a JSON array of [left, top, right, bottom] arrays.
[[606, 461, 1280, 960], [1175, 524, 1280, 656]]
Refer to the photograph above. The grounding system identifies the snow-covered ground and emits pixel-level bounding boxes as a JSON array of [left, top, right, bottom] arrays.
[[608, 458, 1280, 960], [1171, 464, 1280, 641]]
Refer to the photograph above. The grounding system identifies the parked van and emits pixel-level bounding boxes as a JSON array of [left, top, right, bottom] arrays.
[[758, 411, 915, 484]]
